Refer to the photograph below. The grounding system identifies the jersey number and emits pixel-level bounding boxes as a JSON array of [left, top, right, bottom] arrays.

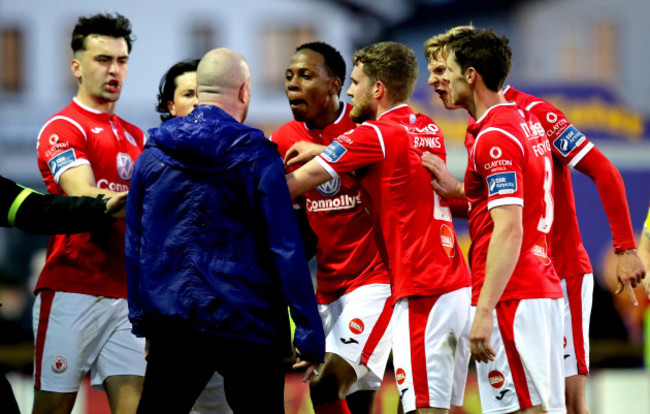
[[537, 156, 554, 233]]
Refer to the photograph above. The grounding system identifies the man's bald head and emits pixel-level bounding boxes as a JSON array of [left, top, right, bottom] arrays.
[[196, 48, 252, 122], [197, 48, 250, 100]]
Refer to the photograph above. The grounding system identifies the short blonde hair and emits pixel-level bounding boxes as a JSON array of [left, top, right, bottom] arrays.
[[423, 25, 474, 61]]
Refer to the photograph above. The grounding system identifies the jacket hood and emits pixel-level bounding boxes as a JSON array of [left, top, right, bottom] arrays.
[[147, 105, 276, 173]]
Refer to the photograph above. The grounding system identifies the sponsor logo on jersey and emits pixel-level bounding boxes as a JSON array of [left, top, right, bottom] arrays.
[[553, 125, 585, 157], [531, 236, 551, 265], [546, 112, 558, 123], [48, 134, 59, 145], [486, 172, 517, 196], [484, 159, 513, 171], [306, 194, 362, 212], [349, 318, 364, 335], [440, 224, 455, 257], [45, 142, 72, 159], [488, 370, 505, 389], [116, 153, 134, 181], [321, 141, 347, 163], [124, 131, 138, 146], [545, 117, 568, 138], [97, 179, 129, 191], [52, 356, 68, 373], [409, 123, 440, 135], [489, 146, 502, 159], [396, 368, 406, 385], [48, 149, 76, 176], [521, 120, 545, 140], [91, 127, 104, 134], [316, 178, 340, 196]]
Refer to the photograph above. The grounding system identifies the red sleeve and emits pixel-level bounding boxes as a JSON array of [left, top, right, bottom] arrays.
[[474, 130, 525, 210], [574, 146, 636, 253], [318, 123, 385, 176], [37, 119, 89, 182]]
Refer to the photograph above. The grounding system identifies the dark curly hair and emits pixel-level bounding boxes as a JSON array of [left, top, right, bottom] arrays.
[[296, 42, 346, 95], [71, 13, 135, 53], [155, 59, 200, 122]]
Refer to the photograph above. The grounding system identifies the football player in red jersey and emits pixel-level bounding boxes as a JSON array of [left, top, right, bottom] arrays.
[[272, 42, 392, 414], [33, 13, 145, 414], [286, 41, 472, 414], [422, 26, 645, 414]]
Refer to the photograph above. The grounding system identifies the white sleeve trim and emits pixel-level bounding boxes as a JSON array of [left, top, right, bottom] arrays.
[[525, 101, 544, 111], [568, 142, 594, 169], [487, 197, 523, 210], [365, 123, 386, 158], [52, 159, 90, 184], [315, 156, 340, 180], [36, 116, 87, 150]]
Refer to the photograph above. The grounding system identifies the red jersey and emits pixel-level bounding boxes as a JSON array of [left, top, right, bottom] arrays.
[[36, 98, 144, 298], [271, 103, 390, 304], [464, 102, 562, 305], [502, 86, 594, 279], [316, 104, 470, 302]]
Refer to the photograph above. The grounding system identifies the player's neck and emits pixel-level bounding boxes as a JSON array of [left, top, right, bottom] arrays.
[[305, 99, 343, 130], [76, 90, 117, 115], [472, 87, 506, 120]]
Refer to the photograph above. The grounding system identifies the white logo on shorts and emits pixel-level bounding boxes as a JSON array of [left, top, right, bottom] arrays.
[[52, 356, 68, 373]]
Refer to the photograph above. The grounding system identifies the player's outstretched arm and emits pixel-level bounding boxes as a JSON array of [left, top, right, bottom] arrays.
[[284, 141, 327, 167], [286, 158, 333, 198], [1, 175, 117, 234], [59, 164, 123, 198], [575, 148, 645, 302]]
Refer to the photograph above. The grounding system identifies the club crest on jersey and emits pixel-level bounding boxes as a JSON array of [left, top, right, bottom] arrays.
[[486, 172, 516, 196], [321, 141, 347, 163], [52, 356, 68, 373], [116, 153, 134, 181], [316, 178, 341, 196], [48, 149, 76, 176], [553, 125, 585, 157]]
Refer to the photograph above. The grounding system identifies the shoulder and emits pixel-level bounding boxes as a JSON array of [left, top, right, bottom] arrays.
[[270, 120, 304, 143]]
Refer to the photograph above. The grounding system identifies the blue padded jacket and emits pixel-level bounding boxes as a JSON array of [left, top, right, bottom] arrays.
[[125, 105, 324, 362]]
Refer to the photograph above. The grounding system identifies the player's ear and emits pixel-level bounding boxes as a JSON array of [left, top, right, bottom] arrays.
[[71, 58, 82, 80], [329, 77, 342, 96], [167, 101, 176, 117], [466, 67, 477, 85], [374, 80, 385, 100]]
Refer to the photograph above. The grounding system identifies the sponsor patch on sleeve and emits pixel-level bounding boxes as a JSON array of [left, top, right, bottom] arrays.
[[486, 171, 517, 196], [320, 141, 348, 163], [552, 125, 585, 157], [48, 149, 77, 176]]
